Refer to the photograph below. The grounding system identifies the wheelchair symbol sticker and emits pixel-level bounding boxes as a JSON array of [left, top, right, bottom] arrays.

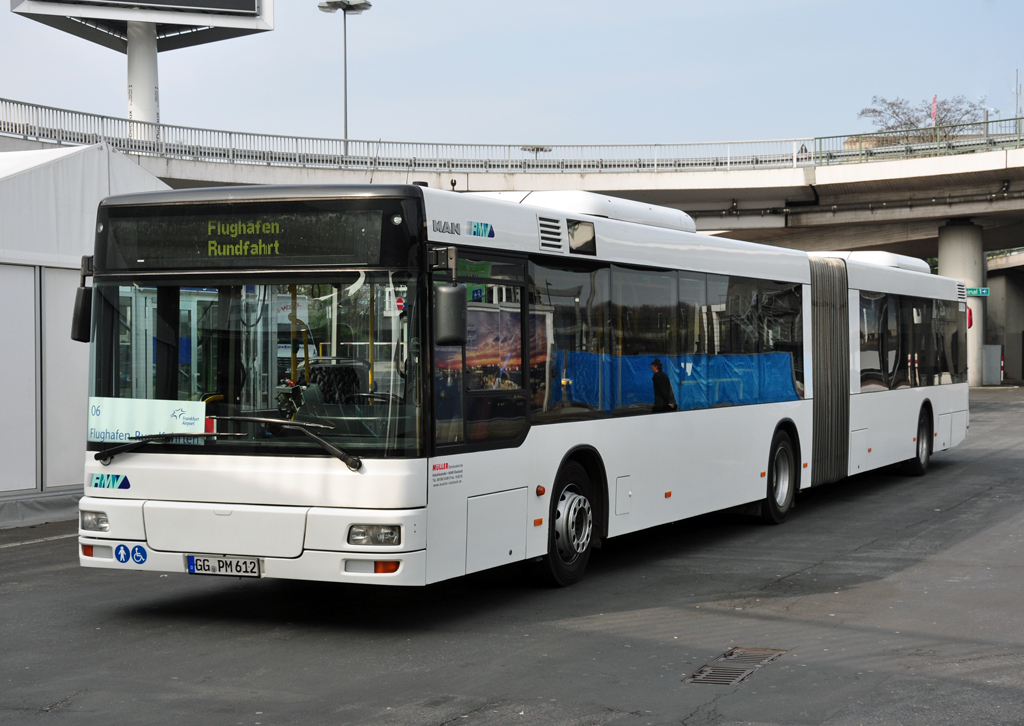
[[115, 544, 130, 563], [130, 545, 147, 564]]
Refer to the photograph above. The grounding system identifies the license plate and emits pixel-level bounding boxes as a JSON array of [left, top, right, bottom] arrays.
[[187, 555, 260, 577]]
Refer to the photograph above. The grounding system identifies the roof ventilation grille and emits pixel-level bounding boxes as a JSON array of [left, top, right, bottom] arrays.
[[538, 216, 563, 250], [957, 283, 967, 302]]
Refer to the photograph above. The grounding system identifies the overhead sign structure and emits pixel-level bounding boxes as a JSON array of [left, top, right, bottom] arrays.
[[12, 0, 274, 130], [966, 287, 990, 297], [27, 0, 258, 14], [11, 0, 273, 53]]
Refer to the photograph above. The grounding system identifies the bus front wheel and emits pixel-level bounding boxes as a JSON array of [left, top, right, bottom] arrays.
[[762, 430, 796, 524], [535, 462, 595, 587]]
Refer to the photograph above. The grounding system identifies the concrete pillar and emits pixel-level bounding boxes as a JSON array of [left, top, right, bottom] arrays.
[[127, 21, 159, 139], [938, 222, 984, 386]]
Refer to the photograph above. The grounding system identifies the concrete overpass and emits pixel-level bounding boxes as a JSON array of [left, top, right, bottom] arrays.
[[4, 96, 1023, 384]]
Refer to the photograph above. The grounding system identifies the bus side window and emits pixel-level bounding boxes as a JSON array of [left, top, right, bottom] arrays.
[[934, 298, 967, 384], [758, 281, 803, 401], [434, 343, 464, 445], [707, 274, 760, 406], [610, 265, 678, 415], [527, 262, 611, 423], [912, 298, 936, 386], [890, 294, 912, 389], [463, 282, 526, 443], [859, 291, 888, 392], [677, 271, 708, 411], [435, 267, 528, 448]]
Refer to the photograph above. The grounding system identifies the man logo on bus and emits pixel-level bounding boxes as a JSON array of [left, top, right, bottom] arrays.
[[432, 220, 461, 235]]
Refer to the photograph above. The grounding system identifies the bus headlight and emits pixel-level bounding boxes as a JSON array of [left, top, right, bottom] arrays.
[[81, 511, 109, 532], [348, 524, 401, 546]]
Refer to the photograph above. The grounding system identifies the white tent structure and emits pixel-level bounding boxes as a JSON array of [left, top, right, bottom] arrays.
[[0, 144, 167, 527]]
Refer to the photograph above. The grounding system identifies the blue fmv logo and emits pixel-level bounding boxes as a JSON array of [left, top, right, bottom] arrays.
[[90, 474, 131, 490], [468, 221, 495, 238]]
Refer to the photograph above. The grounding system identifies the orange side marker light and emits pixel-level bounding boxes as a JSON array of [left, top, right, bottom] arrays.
[[760, 471, 766, 478], [534, 518, 544, 527], [665, 491, 672, 498], [536, 485, 546, 496], [868, 448, 872, 453], [82, 545, 93, 557], [802, 463, 808, 468], [374, 561, 400, 574]]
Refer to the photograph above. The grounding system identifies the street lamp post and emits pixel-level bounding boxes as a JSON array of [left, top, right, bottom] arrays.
[[318, 0, 372, 158]]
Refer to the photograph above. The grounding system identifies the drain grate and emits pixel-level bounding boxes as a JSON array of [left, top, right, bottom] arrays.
[[685, 648, 787, 685], [686, 665, 758, 686]]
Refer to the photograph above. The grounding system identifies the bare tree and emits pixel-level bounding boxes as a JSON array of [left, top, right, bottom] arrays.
[[937, 95, 988, 126], [857, 96, 922, 131], [858, 95, 985, 131]]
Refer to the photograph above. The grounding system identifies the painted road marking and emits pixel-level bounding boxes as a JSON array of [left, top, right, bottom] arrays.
[[0, 533, 78, 550]]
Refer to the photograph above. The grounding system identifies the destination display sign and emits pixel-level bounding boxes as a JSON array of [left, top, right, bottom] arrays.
[[104, 208, 383, 270], [35, 0, 258, 13]]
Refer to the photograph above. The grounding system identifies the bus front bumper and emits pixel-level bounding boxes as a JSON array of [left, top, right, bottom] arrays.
[[78, 536, 427, 586]]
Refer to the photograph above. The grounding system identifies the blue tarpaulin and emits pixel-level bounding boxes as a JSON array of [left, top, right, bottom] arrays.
[[541, 350, 797, 412], [549, 350, 613, 411], [759, 352, 800, 403], [708, 354, 759, 406]]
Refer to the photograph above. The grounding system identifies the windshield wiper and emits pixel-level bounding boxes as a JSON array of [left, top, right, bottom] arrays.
[[208, 415, 334, 431], [95, 432, 246, 464], [209, 415, 362, 471]]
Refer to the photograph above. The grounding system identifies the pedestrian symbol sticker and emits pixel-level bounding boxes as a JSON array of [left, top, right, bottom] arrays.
[[115, 544, 130, 563], [131, 545, 147, 564]]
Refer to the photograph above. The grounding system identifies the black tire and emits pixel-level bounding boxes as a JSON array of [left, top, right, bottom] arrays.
[[762, 430, 796, 524], [533, 462, 595, 587], [903, 409, 932, 476]]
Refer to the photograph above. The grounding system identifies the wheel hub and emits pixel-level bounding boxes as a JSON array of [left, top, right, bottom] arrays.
[[554, 486, 592, 563], [773, 447, 792, 507]]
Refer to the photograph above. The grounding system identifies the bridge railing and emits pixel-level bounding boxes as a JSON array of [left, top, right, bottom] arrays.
[[3, 97, 1023, 174], [815, 117, 1024, 165]]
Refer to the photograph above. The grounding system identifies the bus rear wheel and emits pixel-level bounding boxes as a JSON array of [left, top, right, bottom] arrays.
[[762, 430, 796, 524], [534, 462, 594, 587], [903, 409, 931, 476]]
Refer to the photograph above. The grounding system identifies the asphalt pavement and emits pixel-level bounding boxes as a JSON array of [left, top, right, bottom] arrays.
[[2, 388, 1023, 725]]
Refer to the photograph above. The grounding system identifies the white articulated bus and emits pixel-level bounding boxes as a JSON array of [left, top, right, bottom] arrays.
[[74, 185, 968, 586]]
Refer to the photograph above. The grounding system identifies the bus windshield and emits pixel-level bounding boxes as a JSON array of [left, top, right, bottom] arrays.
[[89, 272, 423, 459]]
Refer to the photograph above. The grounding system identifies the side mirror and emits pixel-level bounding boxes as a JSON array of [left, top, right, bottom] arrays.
[[71, 255, 94, 343], [434, 284, 467, 346], [71, 287, 93, 342]]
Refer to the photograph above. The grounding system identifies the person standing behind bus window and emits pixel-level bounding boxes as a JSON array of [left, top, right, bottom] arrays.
[[651, 358, 676, 413]]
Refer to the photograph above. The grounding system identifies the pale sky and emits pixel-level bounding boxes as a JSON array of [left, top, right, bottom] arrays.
[[1, 1, 1020, 146]]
